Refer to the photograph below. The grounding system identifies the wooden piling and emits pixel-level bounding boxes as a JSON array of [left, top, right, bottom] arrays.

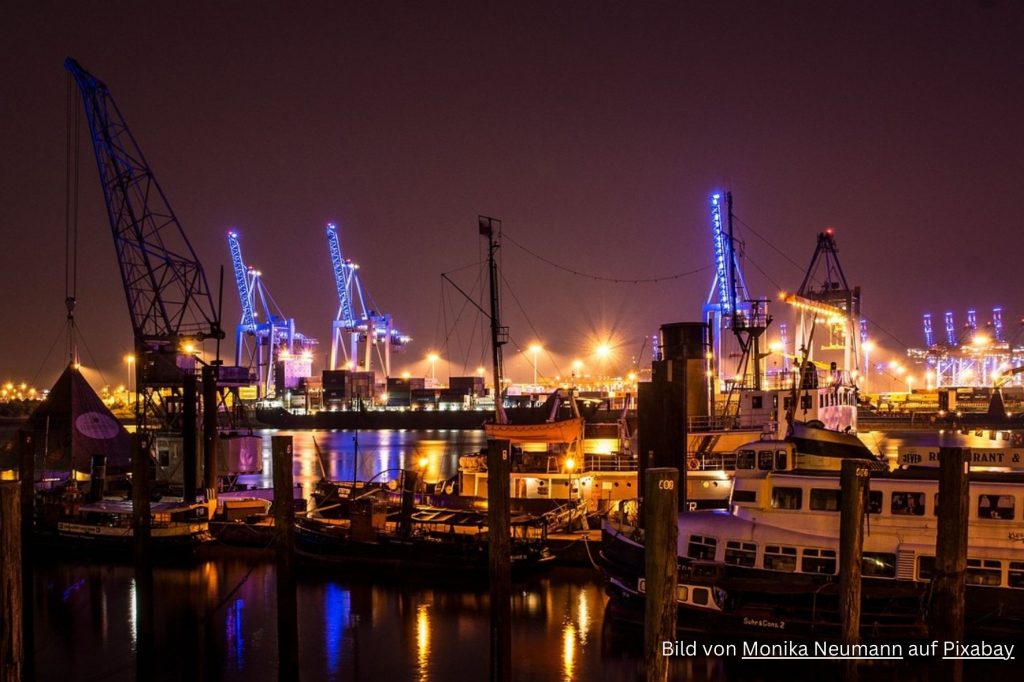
[[201, 365, 219, 495], [129, 432, 155, 679], [271, 435, 299, 680], [930, 446, 970, 642], [182, 372, 198, 503], [839, 460, 868, 650], [487, 438, 511, 682], [1, 483, 22, 682], [131, 433, 152, 564], [18, 432, 34, 682], [644, 467, 678, 682]]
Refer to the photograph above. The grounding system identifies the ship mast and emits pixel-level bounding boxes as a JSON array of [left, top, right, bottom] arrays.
[[480, 216, 508, 424]]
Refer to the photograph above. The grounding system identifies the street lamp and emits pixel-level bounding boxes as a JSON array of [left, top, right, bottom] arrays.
[[124, 354, 135, 394], [529, 344, 542, 386], [427, 353, 439, 382]]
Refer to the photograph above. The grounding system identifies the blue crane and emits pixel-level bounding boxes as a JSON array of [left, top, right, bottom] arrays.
[[326, 222, 409, 377], [702, 192, 769, 392], [226, 230, 315, 398]]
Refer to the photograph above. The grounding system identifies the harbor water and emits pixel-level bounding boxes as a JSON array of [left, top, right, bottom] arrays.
[[23, 429, 1024, 680]]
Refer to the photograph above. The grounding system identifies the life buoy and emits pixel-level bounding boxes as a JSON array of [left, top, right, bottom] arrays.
[[687, 457, 700, 471]]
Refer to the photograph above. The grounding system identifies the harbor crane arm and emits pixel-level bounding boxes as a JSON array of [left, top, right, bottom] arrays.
[[227, 231, 256, 331], [326, 223, 358, 329], [64, 58, 221, 346]]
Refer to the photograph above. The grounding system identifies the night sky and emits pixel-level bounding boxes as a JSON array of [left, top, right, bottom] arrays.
[[3, 1, 1022, 389]]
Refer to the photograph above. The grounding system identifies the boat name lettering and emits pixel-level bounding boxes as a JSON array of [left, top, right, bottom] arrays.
[[658, 479, 675, 490], [741, 617, 785, 630], [898, 448, 1024, 469]]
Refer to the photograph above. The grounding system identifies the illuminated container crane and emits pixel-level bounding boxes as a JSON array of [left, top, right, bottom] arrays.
[[227, 230, 315, 399], [326, 223, 410, 378], [701, 192, 770, 395]]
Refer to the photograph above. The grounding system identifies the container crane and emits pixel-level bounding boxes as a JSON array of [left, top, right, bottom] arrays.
[[227, 230, 316, 398], [701, 192, 770, 395], [326, 222, 410, 378]]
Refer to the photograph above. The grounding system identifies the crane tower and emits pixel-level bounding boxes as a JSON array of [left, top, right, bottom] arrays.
[[326, 223, 410, 378]]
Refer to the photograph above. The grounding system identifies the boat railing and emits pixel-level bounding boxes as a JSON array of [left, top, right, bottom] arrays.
[[688, 452, 737, 471], [580, 453, 638, 472]]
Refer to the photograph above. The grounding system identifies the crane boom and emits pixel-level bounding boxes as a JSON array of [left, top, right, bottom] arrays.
[[227, 231, 256, 331], [326, 223, 357, 329], [64, 58, 220, 346]]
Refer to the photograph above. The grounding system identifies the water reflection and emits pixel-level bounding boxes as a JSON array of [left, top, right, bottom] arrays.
[[243, 429, 487, 501], [416, 603, 430, 682]]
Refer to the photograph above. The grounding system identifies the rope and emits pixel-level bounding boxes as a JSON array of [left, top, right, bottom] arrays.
[[503, 231, 710, 284]]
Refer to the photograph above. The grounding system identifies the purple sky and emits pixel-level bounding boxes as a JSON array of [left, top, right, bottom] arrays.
[[2, 1, 1022, 388]]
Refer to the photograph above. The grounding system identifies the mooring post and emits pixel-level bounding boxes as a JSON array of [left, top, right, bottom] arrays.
[[487, 438, 511, 682], [930, 446, 970, 642], [1, 483, 23, 682], [644, 467, 678, 682], [839, 460, 868, 644], [201, 364, 219, 497], [182, 372, 198, 503], [18, 432, 34, 682], [130, 433, 155, 681], [271, 435, 299, 681]]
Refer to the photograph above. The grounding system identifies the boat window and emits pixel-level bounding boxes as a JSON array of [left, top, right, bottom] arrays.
[[158, 448, 171, 467], [810, 488, 841, 512], [978, 494, 1015, 520], [687, 534, 717, 561], [933, 492, 939, 517], [801, 548, 837, 574], [725, 540, 756, 567], [692, 587, 710, 606], [676, 585, 689, 602], [891, 491, 925, 516], [867, 491, 882, 514], [771, 487, 802, 510], [819, 395, 824, 408], [736, 450, 756, 470], [758, 451, 774, 470], [917, 556, 935, 581], [862, 552, 897, 578], [1009, 562, 1024, 588], [966, 559, 1002, 587], [764, 545, 797, 572], [732, 489, 756, 503], [751, 396, 763, 409], [774, 450, 788, 470], [801, 395, 812, 410], [783, 397, 794, 410]]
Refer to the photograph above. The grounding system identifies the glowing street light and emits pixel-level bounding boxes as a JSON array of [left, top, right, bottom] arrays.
[[427, 353, 439, 382], [529, 344, 543, 386], [124, 354, 135, 394]]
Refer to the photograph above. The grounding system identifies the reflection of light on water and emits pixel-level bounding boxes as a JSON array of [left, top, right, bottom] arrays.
[[576, 591, 590, 646], [128, 578, 137, 651], [417, 603, 431, 682], [562, 622, 576, 681], [324, 583, 351, 674], [225, 598, 245, 668]]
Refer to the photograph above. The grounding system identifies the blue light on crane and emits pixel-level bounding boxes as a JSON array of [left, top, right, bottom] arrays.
[[709, 192, 730, 312], [227, 230, 256, 331], [945, 311, 956, 346], [994, 307, 1005, 343], [923, 313, 934, 348]]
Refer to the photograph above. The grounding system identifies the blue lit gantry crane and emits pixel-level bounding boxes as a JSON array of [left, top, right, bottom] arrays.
[[326, 222, 410, 377], [909, 307, 1022, 388], [702, 192, 771, 393], [227, 230, 316, 398]]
